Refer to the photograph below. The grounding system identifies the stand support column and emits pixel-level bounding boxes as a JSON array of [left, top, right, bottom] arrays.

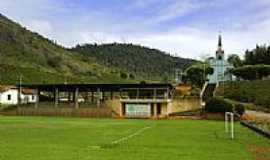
[[74, 88, 79, 109], [35, 88, 40, 109], [97, 88, 101, 107], [54, 88, 59, 108]]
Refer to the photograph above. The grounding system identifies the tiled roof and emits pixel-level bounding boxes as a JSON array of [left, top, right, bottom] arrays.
[[22, 88, 36, 94], [0, 85, 17, 93]]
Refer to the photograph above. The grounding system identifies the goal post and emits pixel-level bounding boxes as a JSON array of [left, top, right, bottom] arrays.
[[225, 112, 234, 139]]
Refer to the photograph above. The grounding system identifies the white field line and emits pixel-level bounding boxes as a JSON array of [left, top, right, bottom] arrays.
[[111, 126, 152, 145]]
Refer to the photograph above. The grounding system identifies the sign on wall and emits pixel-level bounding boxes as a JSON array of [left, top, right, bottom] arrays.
[[125, 104, 151, 117]]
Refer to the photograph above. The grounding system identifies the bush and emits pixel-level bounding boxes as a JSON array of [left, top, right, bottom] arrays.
[[120, 72, 128, 79], [129, 73, 135, 79], [205, 97, 233, 113], [140, 81, 146, 84], [254, 96, 270, 108], [234, 104, 245, 115], [190, 87, 200, 96], [46, 55, 62, 68], [0, 105, 17, 111]]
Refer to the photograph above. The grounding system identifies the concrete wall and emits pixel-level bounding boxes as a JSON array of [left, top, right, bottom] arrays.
[[105, 99, 122, 116], [105, 97, 200, 118], [170, 97, 201, 113], [161, 103, 168, 115], [106, 99, 171, 117]]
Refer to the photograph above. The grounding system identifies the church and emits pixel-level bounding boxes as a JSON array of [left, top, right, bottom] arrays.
[[207, 35, 234, 84]]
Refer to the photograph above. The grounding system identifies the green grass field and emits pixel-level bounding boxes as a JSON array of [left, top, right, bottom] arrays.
[[0, 116, 269, 160]]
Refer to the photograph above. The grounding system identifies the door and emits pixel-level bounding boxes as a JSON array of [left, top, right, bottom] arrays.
[[157, 103, 161, 115]]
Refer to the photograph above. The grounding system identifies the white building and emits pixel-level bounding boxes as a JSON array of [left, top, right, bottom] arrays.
[[0, 85, 18, 105], [21, 89, 37, 104], [0, 85, 37, 105]]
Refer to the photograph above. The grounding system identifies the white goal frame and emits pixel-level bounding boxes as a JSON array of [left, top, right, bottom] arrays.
[[225, 112, 234, 139]]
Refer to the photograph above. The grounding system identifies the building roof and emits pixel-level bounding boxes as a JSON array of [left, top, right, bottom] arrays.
[[0, 85, 17, 93], [19, 83, 173, 92], [22, 88, 36, 95]]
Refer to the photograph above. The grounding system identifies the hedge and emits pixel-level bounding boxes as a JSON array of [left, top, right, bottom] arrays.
[[205, 97, 233, 113], [235, 104, 245, 115], [216, 80, 270, 109], [231, 65, 270, 80], [205, 97, 246, 115]]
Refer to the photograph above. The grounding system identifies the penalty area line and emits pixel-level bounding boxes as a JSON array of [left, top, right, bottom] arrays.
[[111, 126, 152, 145]]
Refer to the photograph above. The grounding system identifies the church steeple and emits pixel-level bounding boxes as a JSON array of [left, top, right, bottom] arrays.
[[218, 34, 222, 47], [216, 33, 224, 60]]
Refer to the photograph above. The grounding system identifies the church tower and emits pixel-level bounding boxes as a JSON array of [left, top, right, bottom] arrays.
[[216, 34, 224, 60], [207, 34, 235, 84]]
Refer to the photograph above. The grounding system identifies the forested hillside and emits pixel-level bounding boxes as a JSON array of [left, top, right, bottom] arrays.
[[72, 43, 194, 81], [0, 13, 194, 84], [0, 13, 130, 84]]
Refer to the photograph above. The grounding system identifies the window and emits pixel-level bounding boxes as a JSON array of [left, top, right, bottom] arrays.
[[32, 95, 35, 100], [7, 94, 11, 101]]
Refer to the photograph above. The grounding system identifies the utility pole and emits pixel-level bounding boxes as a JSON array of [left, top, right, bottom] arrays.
[[18, 74, 22, 105], [203, 63, 206, 81]]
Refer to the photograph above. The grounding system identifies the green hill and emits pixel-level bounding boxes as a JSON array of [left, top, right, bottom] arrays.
[[0, 13, 194, 84], [72, 43, 194, 81], [0, 14, 127, 84]]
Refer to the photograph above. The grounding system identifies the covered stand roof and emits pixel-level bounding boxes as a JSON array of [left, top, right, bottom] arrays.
[[19, 83, 173, 92]]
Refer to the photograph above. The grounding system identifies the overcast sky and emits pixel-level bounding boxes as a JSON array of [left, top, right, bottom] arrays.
[[1, 0, 270, 59]]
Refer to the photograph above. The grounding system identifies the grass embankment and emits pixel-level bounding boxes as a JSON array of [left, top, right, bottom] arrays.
[[216, 80, 270, 112], [0, 117, 269, 160], [0, 64, 139, 84]]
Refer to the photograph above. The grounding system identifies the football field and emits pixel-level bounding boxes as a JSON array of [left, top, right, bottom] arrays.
[[0, 116, 269, 160]]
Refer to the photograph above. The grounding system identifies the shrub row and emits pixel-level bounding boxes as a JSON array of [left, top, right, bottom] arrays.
[[205, 97, 245, 115], [216, 80, 270, 109], [231, 65, 270, 80]]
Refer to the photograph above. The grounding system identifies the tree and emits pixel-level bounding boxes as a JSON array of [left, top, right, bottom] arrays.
[[227, 54, 243, 68], [244, 45, 270, 65], [186, 66, 204, 87], [185, 63, 213, 87]]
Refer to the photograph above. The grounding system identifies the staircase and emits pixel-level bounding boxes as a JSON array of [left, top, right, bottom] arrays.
[[201, 82, 217, 102]]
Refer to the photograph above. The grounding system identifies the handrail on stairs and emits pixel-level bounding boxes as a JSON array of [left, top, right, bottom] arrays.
[[200, 81, 208, 99], [212, 83, 218, 97]]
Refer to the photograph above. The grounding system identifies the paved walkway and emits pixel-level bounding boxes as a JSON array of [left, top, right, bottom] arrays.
[[246, 110, 270, 119]]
